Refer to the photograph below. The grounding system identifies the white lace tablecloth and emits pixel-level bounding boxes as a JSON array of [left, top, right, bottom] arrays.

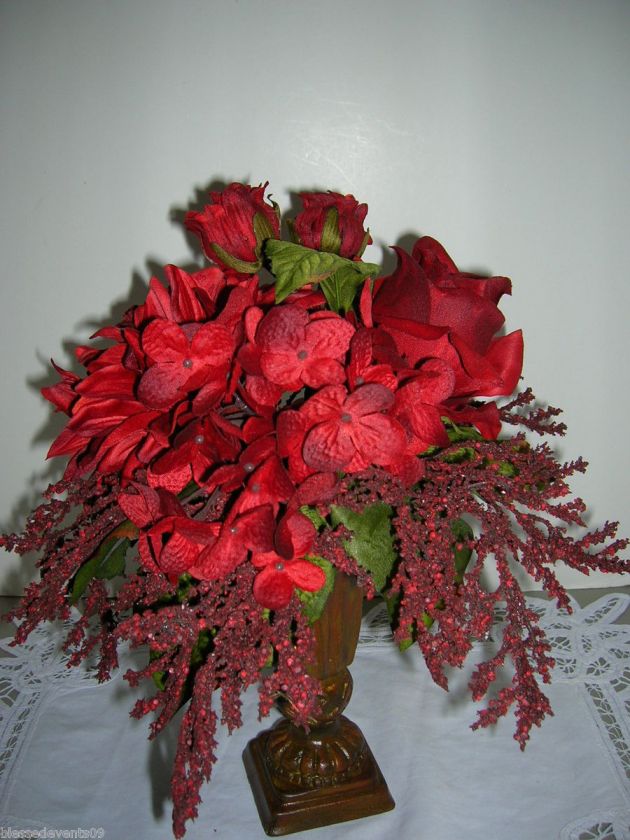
[[0, 594, 628, 840]]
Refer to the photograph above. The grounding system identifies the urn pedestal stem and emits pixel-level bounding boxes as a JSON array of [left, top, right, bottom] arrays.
[[243, 573, 395, 836]]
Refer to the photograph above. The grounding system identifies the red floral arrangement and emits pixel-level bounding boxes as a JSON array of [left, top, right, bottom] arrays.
[[2, 183, 628, 837]]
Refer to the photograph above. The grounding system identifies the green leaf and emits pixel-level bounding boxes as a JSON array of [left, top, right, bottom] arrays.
[[150, 648, 168, 691], [442, 446, 476, 464], [330, 503, 396, 592], [265, 239, 379, 303], [210, 242, 260, 274], [296, 555, 336, 624], [320, 264, 366, 313], [299, 505, 327, 531], [496, 460, 519, 477], [319, 207, 342, 254], [70, 536, 130, 604], [150, 628, 214, 694], [384, 591, 417, 650], [252, 210, 277, 246], [450, 518, 474, 581], [442, 418, 484, 444]]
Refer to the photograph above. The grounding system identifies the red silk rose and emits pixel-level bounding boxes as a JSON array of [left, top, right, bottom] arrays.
[[290, 191, 372, 259], [185, 182, 280, 273], [371, 243, 523, 436]]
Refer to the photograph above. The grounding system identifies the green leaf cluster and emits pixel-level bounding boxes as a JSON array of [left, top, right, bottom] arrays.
[[450, 518, 474, 582], [265, 240, 378, 311], [296, 555, 336, 624], [330, 502, 396, 592], [71, 536, 130, 604]]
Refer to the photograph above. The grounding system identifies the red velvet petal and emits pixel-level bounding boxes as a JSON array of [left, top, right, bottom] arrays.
[[190, 535, 244, 581], [164, 265, 206, 323], [443, 401, 502, 440], [256, 305, 306, 351], [253, 567, 294, 609], [361, 365, 397, 390], [359, 280, 373, 327], [244, 375, 285, 407], [300, 385, 346, 425], [304, 316, 354, 359], [351, 414, 407, 465], [428, 284, 505, 356], [138, 535, 160, 573], [68, 398, 146, 434], [404, 406, 449, 451], [345, 383, 394, 417], [372, 247, 430, 325], [251, 549, 282, 570], [348, 329, 373, 385], [144, 277, 174, 321], [46, 427, 88, 459], [303, 420, 354, 471], [286, 559, 326, 591], [411, 235, 458, 276], [117, 483, 162, 527], [275, 512, 315, 559], [147, 457, 192, 494], [137, 364, 188, 410], [301, 357, 346, 389], [259, 351, 304, 389], [483, 330, 524, 397], [244, 306, 264, 343], [236, 505, 276, 552], [292, 472, 339, 506], [386, 453, 426, 486], [75, 367, 137, 398], [190, 322, 234, 365], [276, 410, 307, 458], [142, 320, 188, 363], [159, 530, 202, 575]]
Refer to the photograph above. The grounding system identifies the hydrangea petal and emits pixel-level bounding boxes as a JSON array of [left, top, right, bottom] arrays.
[[253, 567, 295, 609]]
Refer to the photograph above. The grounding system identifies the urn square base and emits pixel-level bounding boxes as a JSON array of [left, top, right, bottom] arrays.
[[243, 721, 395, 836]]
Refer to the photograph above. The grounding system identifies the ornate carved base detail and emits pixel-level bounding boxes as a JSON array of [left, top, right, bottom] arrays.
[[263, 716, 368, 789], [243, 717, 395, 836]]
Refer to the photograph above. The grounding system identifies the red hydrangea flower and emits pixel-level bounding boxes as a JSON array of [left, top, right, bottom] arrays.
[[138, 319, 235, 410], [291, 191, 371, 259], [392, 359, 454, 451], [255, 305, 355, 391], [237, 307, 285, 410], [346, 328, 397, 392], [188, 505, 276, 581], [44, 344, 165, 481], [299, 383, 407, 472], [147, 413, 242, 494], [252, 512, 326, 609], [117, 484, 217, 579], [185, 182, 280, 272]]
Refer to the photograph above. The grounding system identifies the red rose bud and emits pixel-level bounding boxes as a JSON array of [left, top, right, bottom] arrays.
[[185, 182, 280, 273], [290, 191, 372, 259]]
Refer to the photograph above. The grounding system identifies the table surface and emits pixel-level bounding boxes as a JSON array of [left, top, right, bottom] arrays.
[[1, 589, 629, 840]]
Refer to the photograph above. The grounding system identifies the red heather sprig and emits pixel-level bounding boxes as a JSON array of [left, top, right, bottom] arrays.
[[114, 566, 318, 838], [2, 181, 627, 838]]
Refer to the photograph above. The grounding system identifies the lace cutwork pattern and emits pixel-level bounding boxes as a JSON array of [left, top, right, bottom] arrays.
[[1, 594, 629, 837], [0, 616, 106, 810]]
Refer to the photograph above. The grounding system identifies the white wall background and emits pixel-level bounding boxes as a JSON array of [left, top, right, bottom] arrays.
[[1, 0, 628, 594]]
